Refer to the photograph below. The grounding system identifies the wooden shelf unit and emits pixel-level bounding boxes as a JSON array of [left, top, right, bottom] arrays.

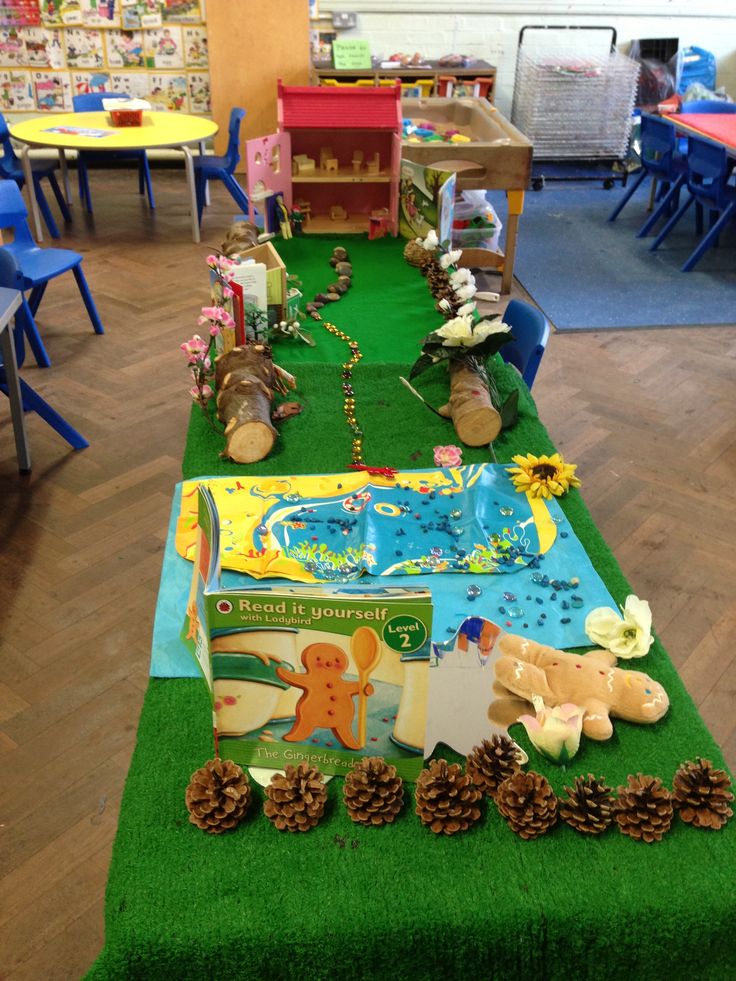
[[292, 167, 392, 183], [311, 59, 496, 102]]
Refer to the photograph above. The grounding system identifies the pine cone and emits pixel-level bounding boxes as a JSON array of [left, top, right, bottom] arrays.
[[418, 250, 438, 276], [403, 239, 426, 267], [495, 770, 558, 839], [427, 265, 450, 299], [673, 758, 734, 830], [615, 774, 673, 843], [559, 774, 614, 835], [343, 757, 404, 826], [466, 735, 523, 799], [185, 758, 251, 834], [415, 759, 482, 835], [263, 762, 327, 833]]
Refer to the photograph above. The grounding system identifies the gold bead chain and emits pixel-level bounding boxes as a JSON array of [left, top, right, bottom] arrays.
[[321, 321, 364, 466]]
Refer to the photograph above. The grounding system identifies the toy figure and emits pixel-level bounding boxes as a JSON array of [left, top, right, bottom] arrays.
[[276, 643, 374, 750], [275, 193, 292, 239], [291, 207, 304, 236]]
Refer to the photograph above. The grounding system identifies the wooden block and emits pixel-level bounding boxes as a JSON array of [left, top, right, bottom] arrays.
[[324, 158, 339, 173], [293, 154, 315, 174], [319, 146, 333, 168], [330, 204, 348, 221], [365, 159, 380, 176], [351, 149, 364, 173]]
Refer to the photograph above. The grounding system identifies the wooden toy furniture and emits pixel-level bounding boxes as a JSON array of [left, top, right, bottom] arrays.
[[246, 81, 402, 235], [311, 59, 496, 103]]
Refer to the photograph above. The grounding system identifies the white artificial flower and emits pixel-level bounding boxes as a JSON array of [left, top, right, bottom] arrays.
[[585, 595, 654, 659], [421, 229, 439, 251], [438, 297, 452, 313], [517, 701, 583, 765], [456, 302, 477, 317], [450, 267, 474, 287], [435, 314, 474, 346], [470, 319, 511, 344], [439, 248, 463, 269], [453, 281, 477, 302]]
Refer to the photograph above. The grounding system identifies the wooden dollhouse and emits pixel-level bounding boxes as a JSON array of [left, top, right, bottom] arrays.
[[246, 81, 402, 236]]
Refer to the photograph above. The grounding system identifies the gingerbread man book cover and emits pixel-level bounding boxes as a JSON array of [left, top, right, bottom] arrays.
[[184, 485, 433, 781]]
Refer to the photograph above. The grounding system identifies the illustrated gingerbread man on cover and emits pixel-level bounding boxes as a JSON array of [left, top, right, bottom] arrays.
[[276, 643, 374, 750]]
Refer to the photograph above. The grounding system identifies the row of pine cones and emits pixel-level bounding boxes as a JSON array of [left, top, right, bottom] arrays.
[[185, 740, 733, 842]]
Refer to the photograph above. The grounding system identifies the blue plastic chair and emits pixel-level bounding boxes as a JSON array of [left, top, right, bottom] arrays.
[[194, 107, 249, 225], [682, 100, 736, 114], [0, 112, 71, 240], [500, 299, 550, 390], [73, 92, 154, 213], [608, 115, 686, 233], [0, 254, 87, 449], [650, 134, 736, 271], [0, 180, 104, 368]]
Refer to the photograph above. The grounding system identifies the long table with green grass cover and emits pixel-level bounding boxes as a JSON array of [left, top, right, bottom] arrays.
[[88, 237, 736, 981]]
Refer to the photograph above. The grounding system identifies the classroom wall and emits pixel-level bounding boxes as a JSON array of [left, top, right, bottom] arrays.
[[321, 9, 736, 115]]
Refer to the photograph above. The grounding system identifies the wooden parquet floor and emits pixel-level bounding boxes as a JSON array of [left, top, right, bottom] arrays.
[[0, 170, 734, 979]]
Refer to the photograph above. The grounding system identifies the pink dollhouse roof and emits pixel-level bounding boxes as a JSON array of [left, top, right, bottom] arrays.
[[278, 81, 401, 131]]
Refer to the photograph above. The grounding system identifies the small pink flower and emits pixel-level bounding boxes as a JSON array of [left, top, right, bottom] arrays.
[[222, 286, 234, 299], [200, 383, 213, 399], [180, 334, 208, 357], [209, 324, 220, 336], [433, 444, 463, 467]]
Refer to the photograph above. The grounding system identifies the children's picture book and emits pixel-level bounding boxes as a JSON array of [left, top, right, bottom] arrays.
[[182, 25, 205, 67], [64, 27, 103, 67], [0, 27, 24, 65], [80, 0, 118, 27], [399, 158, 455, 239], [148, 70, 186, 110], [0, 1, 42, 28], [186, 69, 209, 112], [122, 0, 161, 29], [72, 69, 110, 95], [162, 0, 200, 23], [144, 24, 182, 68], [109, 69, 149, 98], [40, 0, 83, 27], [0, 68, 33, 109], [33, 69, 72, 109], [105, 28, 143, 67], [183, 484, 433, 781], [20, 27, 64, 68]]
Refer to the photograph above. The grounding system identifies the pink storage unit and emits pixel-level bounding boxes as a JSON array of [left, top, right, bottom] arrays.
[[247, 81, 402, 236]]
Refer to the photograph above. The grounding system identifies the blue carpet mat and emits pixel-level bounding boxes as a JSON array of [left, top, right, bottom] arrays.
[[505, 182, 736, 331]]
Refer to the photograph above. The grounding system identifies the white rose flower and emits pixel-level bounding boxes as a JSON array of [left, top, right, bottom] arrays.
[[435, 314, 474, 346], [450, 267, 474, 287], [453, 282, 477, 302], [438, 297, 452, 313], [439, 248, 463, 269], [585, 595, 654, 658], [422, 229, 439, 251], [456, 302, 477, 317], [468, 319, 511, 344]]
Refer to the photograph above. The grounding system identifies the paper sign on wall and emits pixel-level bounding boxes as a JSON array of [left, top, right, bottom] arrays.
[[332, 39, 371, 70]]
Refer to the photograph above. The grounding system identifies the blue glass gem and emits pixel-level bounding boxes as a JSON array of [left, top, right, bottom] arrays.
[[570, 577, 580, 587], [561, 531, 569, 538], [502, 592, 517, 603], [305, 561, 317, 572], [530, 572, 544, 584], [537, 617, 545, 626], [552, 513, 564, 525], [535, 597, 544, 605], [540, 613, 547, 619], [550, 592, 557, 601], [284, 493, 301, 502], [498, 606, 506, 615], [560, 617, 571, 624], [561, 600, 570, 610], [395, 550, 403, 557], [430, 546, 442, 557], [571, 595, 584, 609], [451, 527, 463, 537], [507, 606, 524, 619], [450, 508, 462, 520], [466, 584, 482, 600], [256, 524, 268, 536], [499, 506, 514, 516]]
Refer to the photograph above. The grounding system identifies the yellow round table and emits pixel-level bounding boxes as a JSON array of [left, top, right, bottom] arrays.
[[10, 111, 219, 243]]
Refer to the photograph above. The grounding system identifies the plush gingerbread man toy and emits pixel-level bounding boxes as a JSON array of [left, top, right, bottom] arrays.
[[276, 643, 374, 750], [492, 633, 669, 740]]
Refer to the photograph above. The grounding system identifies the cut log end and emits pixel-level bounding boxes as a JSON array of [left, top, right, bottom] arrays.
[[225, 422, 276, 463], [454, 405, 502, 446]]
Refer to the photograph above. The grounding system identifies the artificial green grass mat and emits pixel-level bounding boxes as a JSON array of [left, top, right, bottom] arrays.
[[91, 237, 736, 980]]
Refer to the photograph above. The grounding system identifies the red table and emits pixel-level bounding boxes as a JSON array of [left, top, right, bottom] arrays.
[[666, 112, 736, 152]]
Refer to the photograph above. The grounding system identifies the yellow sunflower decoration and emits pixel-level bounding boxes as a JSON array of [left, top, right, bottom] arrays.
[[506, 452, 581, 499]]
